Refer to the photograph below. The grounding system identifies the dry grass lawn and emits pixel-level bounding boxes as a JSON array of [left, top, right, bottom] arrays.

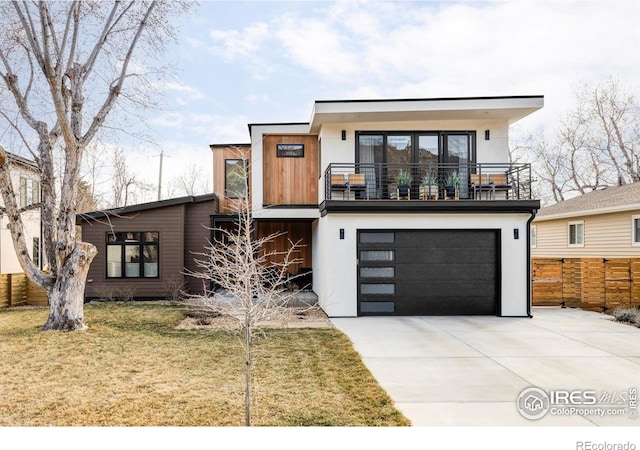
[[0, 302, 409, 426]]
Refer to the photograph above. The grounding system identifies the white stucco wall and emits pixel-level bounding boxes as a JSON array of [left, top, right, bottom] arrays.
[[313, 213, 532, 317]]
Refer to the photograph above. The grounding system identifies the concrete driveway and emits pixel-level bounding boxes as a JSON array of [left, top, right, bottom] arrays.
[[331, 307, 640, 426]]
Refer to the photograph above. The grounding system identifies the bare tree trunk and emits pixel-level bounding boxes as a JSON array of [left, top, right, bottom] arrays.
[[42, 242, 97, 331], [245, 321, 251, 427]]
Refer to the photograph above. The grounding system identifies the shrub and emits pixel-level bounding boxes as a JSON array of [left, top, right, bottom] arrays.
[[611, 306, 639, 324]]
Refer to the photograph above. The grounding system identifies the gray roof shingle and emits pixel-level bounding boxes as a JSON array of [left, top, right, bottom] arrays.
[[537, 182, 640, 218]]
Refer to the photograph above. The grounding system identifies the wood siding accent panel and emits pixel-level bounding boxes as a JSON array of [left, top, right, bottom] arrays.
[[263, 135, 318, 206], [81, 204, 186, 299], [212, 145, 251, 213], [532, 257, 640, 312], [184, 199, 218, 295], [258, 221, 312, 277], [532, 210, 640, 258]]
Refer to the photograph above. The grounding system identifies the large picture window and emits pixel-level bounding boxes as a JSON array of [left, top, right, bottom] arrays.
[[225, 159, 248, 198], [106, 232, 159, 278]]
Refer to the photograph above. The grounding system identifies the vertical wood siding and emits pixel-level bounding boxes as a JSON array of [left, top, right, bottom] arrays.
[[258, 221, 312, 276], [212, 145, 251, 213], [263, 135, 318, 206]]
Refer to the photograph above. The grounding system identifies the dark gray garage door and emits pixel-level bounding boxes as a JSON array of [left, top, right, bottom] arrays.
[[357, 230, 499, 316]]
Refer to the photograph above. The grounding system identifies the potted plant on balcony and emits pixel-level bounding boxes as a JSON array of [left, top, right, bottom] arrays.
[[421, 172, 439, 200], [445, 171, 460, 199], [395, 169, 413, 198]]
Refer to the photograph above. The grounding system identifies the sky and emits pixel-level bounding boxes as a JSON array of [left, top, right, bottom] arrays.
[[123, 0, 640, 202]]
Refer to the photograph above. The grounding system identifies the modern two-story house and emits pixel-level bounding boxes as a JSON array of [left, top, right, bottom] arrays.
[[212, 96, 543, 317]]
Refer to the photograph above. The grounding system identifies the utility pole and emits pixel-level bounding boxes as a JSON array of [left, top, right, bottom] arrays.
[[154, 151, 170, 201], [157, 150, 163, 201]]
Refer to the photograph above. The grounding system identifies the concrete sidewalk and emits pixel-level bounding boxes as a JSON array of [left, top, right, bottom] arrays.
[[331, 307, 640, 426]]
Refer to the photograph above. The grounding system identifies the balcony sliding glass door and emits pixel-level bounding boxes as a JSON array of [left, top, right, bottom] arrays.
[[357, 131, 475, 199]]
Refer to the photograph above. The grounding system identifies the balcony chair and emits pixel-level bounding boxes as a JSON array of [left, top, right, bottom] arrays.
[[330, 174, 348, 200], [470, 173, 493, 199], [489, 173, 514, 199], [348, 173, 368, 200]]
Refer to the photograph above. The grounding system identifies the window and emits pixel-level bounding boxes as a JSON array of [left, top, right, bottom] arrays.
[[359, 232, 395, 243], [225, 159, 248, 198], [360, 250, 394, 261], [568, 221, 584, 247], [20, 177, 40, 208], [530, 225, 537, 248], [106, 232, 159, 278], [633, 216, 640, 246], [32, 237, 40, 267]]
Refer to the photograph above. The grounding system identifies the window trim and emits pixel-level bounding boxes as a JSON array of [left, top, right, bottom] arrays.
[[567, 221, 585, 247], [105, 231, 160, 279], [632, 215, 640, 246], [530, 225, 537, 248], [224, 158, 248, 199], [355, 130, 477, 164]]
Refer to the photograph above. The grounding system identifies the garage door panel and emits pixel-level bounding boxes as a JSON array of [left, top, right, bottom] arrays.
[[358, 230, 499, 316], [396, 281, 496, 297], [393, 262, 496, 279]]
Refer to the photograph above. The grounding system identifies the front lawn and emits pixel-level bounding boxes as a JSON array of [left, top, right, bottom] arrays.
[[0, 302, 409, 426]]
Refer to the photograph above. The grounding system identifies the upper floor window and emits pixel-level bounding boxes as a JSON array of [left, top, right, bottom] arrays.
[[106, 232, 159, 278], [632, 216, 640, 246], [20, 177, 40, 208], [225, 159, 248, 198], [568, 221, 584, 247]]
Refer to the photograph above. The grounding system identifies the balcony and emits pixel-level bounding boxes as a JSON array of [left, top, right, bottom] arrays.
[[321, 162, 539, 215]]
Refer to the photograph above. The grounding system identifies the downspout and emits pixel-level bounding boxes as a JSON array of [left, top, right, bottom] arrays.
[[526, 209, 537, 318]]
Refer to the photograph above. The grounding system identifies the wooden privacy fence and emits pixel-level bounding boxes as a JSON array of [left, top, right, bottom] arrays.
[[532, 258, 640, 312], [0, 273, 48, 308]]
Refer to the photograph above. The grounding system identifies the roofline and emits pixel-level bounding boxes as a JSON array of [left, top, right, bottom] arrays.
[[77, 193, 217, 221], [6, 151, 38, 170], [535, 202, 640, 222], [313, 95, 545, 105], [247, 122, 309, 137], [209, 143, 250, 149]]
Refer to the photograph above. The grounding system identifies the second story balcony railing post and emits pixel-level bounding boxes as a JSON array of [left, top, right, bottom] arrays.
[[324, 162, 533, 202]]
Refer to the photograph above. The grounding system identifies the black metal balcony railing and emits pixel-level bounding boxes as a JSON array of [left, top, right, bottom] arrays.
[[324, 162, 533, 201]]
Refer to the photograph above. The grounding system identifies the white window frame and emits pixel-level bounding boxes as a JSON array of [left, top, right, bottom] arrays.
[[568, 221, 585, 247], [530, 225, 537, 248], [632, 215, 640, 246]]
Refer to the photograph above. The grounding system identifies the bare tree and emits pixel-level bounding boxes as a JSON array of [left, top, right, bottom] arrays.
[[111, 147, 138, 207], [513, 77, 639, 204], [0, 1, 190, 331], [170, 162, 211, 197], [187, 168, 304, 426]]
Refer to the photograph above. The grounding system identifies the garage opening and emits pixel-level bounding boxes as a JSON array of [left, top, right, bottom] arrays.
[[357, 230, 500, 316]]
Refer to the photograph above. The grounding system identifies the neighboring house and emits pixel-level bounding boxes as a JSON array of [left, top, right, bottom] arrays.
[[77, 194, 217, 299], [532, 182, 640, 258], [0, 153, 42, 274], [211, 96, 543, 317]]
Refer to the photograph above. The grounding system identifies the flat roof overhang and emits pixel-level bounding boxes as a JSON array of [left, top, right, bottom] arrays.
[[309, 95, 544, 133], [320, 199, 541, 216]]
